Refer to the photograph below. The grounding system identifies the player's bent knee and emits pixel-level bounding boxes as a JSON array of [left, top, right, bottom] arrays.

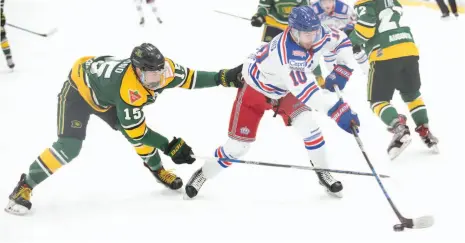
[[291, 111, 319, 136], [52, 137, 83, 162], [223, 138, 251, 158]]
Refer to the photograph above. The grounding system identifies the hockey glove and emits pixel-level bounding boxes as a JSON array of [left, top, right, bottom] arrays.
[[324, 64, 353, 92], [217, 64, 244, 88], [251, 14, 264, 27], [328, 100, 360, 134], [164, 137, 196, 164]]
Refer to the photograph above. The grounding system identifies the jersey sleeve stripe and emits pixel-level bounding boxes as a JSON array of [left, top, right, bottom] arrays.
[[121, 116, 146, 130], [357, 19, 376, 27], [248, 63, 287, 95], [277, 28, 290, 65], [354, 24, 375, 39], [296, 82, 319, 104], [125, 121, 148, 140], [180, 68, 196, 89], [334, 38, 352, 52]]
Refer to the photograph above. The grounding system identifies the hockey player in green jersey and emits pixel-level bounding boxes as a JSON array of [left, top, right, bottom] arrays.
[[5, 43, 243, 215], [251, 0, 326, 93], [349, 0, 438, 159], [1, 0, 14, 69]]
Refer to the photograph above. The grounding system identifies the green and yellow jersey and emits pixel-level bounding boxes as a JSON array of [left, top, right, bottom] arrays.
[[256, 0, 308, 30], [349, 0, 419, 62], [68, 56, 219, 151]]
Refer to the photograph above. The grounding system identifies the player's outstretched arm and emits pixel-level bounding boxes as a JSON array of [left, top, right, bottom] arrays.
[[163, 58, 243, 89]]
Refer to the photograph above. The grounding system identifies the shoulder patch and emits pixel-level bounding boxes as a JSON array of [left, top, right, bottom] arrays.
[[354, 0, 371, 6], [120, 65, 154, 106]]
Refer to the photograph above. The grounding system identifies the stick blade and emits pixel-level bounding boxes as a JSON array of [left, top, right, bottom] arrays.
[[411, 215, 434, 229]]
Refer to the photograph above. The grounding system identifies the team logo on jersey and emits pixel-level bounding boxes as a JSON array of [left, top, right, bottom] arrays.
[[129, 90, 142, 103], [71, 120, 82, 128], [292, 50, 306, 58], [240, 126, 250, 135], [289, 59, 306, 71]]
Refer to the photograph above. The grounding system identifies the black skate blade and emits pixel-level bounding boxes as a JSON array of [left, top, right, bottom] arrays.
[[389, 136, 412, 160]]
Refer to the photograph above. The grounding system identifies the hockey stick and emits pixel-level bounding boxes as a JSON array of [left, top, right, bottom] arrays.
[[193, 155, 390, 178], [334, 86, 434, 231], [213, 10, 250, 21], [6, 23, 57, 37]]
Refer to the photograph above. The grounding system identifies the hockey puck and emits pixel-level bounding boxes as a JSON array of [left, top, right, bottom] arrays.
[[393, 224, 405, 232]]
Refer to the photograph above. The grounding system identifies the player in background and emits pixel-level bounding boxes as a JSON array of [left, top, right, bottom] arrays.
[[185, 6, 360, 199], [135, 0, 162, 26], [311, 0, 369, 75], [0, 0, 14, 69], [250, 0, 326, 87], [349, 0, 438, 160], [5, 43, 243, 215]]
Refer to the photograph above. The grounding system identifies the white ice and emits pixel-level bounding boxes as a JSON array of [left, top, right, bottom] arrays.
[[0, 0, 464, 242]]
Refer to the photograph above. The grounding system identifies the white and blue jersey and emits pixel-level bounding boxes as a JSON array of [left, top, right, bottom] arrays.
[[311, 0, 355, 31], [242, 25, 356, 113]]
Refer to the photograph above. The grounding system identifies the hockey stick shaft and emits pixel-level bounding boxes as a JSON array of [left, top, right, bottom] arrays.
[[6, 23, 56, 37], [213, 10, 250, 21], [193, 156, 389, 178], [334, 86, 407, 223]]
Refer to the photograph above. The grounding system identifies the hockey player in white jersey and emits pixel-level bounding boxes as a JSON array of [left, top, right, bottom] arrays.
[[185, 6, 360, 199], [135, 0, 162, 26], [311, 0, 369, 74]]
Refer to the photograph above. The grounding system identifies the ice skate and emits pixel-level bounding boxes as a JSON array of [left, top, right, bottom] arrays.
[[185, 168, 207, 199], [387, 115, 412, 160], [316, 171, 343, 198], [144, 163, 183, 190], [139, 17, 145, 26], [5, 174, 32, 215], [6, 56, 14, 69], [415, 124, 439, 153], [156, 17, 163, 24]]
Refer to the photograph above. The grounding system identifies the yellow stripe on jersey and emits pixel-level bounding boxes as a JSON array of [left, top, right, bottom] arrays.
[[134, 144, 156, 157], [38, 148, 64, 173], [264, 16, 288, 30], [371, 102, 390, 117], [407, 97, 425, 112], [354, 0, 372, 6], [1, 40, 10, 49], [69, 56, 112, 112], [125, 121, 147, 140], [369, 42, 419, 62], [355, 24, 376, 40], [180, 68, 196, 89]]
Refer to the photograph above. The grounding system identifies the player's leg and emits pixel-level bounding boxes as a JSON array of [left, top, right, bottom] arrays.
[[5, 81, 92, 215], [1, 26, 14, 68], [397, 56, 438, 150], [368, 60, 411, 160], [185, 83, 267, 198], [134, 0, 145, 25], [146, 0, 162, 23], [261, 25, 283, 43], [448, 0, 458, 16], [277, 93, 342, 197], [435, 0, 451, 17]]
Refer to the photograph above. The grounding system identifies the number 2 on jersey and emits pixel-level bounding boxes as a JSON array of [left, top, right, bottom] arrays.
[[378, 7, 403, 33]]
